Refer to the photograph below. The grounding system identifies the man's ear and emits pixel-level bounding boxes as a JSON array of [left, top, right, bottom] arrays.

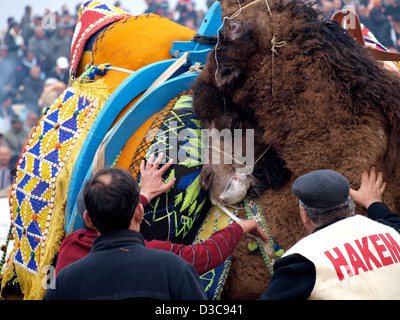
[[300, 206, 316, 234], [134, 203, 144, 225], [83, 210, 97, 231], [130, 203, 144, 232]]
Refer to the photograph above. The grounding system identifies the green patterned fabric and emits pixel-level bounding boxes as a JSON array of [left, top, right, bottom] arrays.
[[138, 95, 210, 244]]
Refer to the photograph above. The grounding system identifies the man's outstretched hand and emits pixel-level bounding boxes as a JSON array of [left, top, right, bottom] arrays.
[[349, 166, 386, 209], [140, 152, 176, 203]]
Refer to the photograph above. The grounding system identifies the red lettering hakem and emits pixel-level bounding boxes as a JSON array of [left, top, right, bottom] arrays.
[[324, 247, 353, 281], [344, 243, 368, 275], [369, 234, 393, 266], [379, 233, 400, 264], [354, 236, 382, 270]]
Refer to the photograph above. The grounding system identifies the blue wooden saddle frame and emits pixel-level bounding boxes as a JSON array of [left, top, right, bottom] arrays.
[[64, 2, 222, 233]]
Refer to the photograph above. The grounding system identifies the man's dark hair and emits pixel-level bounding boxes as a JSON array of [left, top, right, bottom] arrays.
[[83, 168, 140, 233]]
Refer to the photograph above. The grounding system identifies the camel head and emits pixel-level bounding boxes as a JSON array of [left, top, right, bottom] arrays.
[[198, 121, 290, 205], [193, 0, 400, 205]]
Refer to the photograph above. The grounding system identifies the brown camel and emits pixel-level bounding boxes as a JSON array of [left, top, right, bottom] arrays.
[[192, 0, 400, 299]]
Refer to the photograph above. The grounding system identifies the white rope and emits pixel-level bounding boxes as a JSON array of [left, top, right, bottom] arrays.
[[211, 194, 272, 251], [210, 194, 244, 222], [108, 66, 135, 74]]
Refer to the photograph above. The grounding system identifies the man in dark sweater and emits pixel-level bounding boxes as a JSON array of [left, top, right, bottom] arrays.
[[44, 168, 207, 300]]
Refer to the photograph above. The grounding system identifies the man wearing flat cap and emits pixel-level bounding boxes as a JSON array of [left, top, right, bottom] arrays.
[[260, 168, 400, 300]]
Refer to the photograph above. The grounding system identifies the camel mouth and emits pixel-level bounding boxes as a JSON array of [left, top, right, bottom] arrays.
[[205, 173, 251, 206], [200, 144, 292, 205], [218, 175, 251, 205]]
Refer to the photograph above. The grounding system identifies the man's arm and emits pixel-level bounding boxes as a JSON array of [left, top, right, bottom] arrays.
[[260, 254, 315, 300], [367, 202, 400, 231], [147, 220, 269, 275]]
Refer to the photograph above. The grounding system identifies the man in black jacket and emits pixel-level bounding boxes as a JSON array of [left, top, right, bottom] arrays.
[[260, 167, 400, 300], [44, 168, 207, 300]]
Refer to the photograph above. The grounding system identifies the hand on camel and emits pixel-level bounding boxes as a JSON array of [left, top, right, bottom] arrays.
[[349, 166, 386, 209], [236, 219, 269, 243], [140, 152, 176, 203]]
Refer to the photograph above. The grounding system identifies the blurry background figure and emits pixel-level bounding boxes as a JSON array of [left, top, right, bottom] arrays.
[[21, 65, 44, 116], [0, 145, 13, 197], [0, 93, 15, 134], [15, 51, 38, 88], [27, 26, 50, 73], [1, 17, 15, 45], [0, 145, 12, 188], [0, 44, 16, 123], [144, 0, 160, 14], [20, 5, 33, 45], [48, 56, 69, 85], [49, 27, 72, 69], [207, 0, 217, 7], [171, 0, 204, 30], [367, 0, 395, 48], [4, 22, 26, 67], [25, 111, 38, 131], [2, 114, 29, 164], [38, 77, 67, 111]]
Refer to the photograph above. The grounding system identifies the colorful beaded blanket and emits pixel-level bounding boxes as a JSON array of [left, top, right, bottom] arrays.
[[1, 79, 110, 299]]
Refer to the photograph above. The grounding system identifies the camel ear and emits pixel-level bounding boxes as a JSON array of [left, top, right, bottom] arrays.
[[200, 165, 214, 190]]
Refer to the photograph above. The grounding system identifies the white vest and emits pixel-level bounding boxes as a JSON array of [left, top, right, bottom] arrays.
[[284, 215, 400, 300]]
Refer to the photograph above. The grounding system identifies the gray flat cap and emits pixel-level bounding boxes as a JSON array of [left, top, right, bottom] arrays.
[[292, 169, 350, 208]]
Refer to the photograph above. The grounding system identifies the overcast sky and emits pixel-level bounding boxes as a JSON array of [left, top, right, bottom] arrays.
[[0, 0, 209, 29]]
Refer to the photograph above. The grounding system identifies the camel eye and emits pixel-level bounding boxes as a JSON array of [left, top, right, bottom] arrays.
[[230, 22, 238, 32]]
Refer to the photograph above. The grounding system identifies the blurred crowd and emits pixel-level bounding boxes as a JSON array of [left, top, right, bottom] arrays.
[[0, 4, 79, 191], [317, 0, 400, 51], [143, 0, 215, 29], [0, 0, 397, 193], [146, 0, 400, 50]]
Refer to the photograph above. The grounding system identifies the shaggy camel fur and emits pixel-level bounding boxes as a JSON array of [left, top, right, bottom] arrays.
[[192, 0, 400, 299]]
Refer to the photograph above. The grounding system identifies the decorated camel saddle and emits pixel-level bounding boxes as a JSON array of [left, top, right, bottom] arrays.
[[0, 0, 250, 300], [1, 0, 400, 301]]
